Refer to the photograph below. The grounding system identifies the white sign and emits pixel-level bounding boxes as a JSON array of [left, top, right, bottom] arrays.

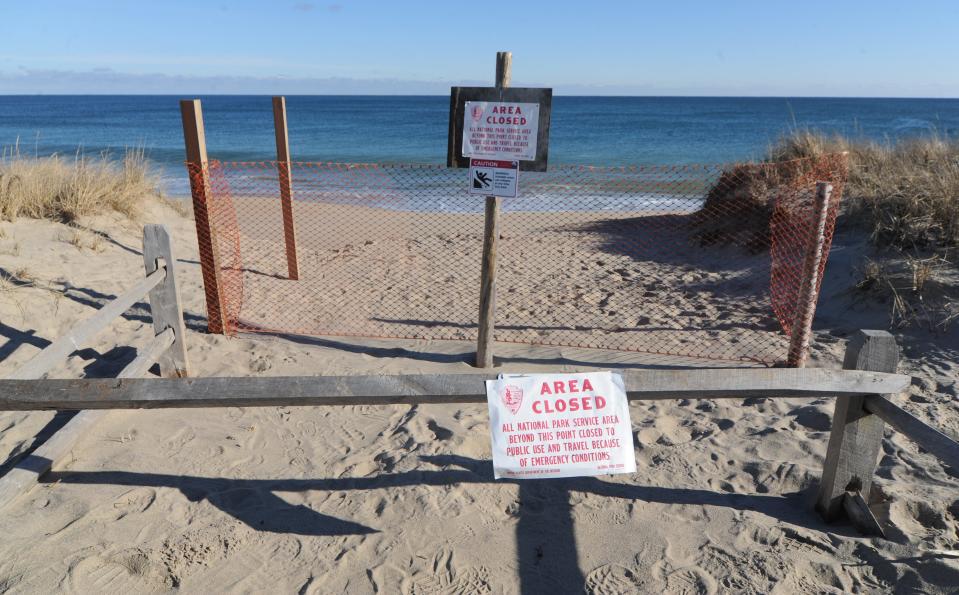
[[486, 372, 636, 479], [463, 101, 539, 161], [469, 159, 518, 198]]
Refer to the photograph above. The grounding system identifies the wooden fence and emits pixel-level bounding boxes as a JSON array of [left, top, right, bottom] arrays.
[[0, 224, 190, 506], [0, 226, 955, 534]]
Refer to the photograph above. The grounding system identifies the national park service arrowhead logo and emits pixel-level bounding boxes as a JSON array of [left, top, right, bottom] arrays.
[[501, 384, 523, 414]]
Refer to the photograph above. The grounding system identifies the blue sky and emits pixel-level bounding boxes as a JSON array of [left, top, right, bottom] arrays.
[[1, 0, 957, 96]]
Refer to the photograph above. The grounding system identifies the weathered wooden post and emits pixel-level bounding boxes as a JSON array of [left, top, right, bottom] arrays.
[[272, 96, 300, 280], [817, 330, 899, 530], [179, 99, 226, 334], [143, 224, 192, 378], [475, 51, 511, 368], [787, 182, 832, 367]]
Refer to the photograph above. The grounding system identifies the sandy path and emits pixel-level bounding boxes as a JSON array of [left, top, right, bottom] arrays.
[[226, 199, 788, 364]]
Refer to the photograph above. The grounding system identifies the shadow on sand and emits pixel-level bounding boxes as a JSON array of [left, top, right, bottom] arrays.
[[39, 454, 850, 592]]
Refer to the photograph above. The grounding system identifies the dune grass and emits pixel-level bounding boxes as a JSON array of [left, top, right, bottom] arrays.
[[0, 144, 161, 223], [768, 131, 959, 251], [769, 131, 959, 330]]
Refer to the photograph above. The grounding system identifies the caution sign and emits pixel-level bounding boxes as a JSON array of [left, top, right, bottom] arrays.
[[469, 159, 518, 198], [463, 101, 539, 161], [486, 372, 636, 479]]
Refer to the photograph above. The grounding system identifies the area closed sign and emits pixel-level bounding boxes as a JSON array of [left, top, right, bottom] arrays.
[[486, 372, 636, 479], [469, 159, 518, 198], [463, 101, 539, 161]]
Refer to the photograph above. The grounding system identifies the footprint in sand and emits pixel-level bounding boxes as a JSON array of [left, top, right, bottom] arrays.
[[65, 549, 176, 594], [664, 566, 716, 595], [405, 549, 492, 595], [585, 564, 662, 594], [92, 487, 156, 522], [162, 426, 196, 458], [406, 566, 492, 595]]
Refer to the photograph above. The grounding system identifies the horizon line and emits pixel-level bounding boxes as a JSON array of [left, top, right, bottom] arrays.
[[1, 93, 958, 100]]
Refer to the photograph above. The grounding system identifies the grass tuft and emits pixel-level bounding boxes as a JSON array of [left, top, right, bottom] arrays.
[[771, 130, 959, 331], [768, 130, 959, 250], [0, 143, 161, 223]]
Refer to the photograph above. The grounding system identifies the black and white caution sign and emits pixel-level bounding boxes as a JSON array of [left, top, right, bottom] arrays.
[[469, 159, 518, 198]]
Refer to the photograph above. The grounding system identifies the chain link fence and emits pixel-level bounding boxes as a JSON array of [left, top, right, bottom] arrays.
[[187, 153, 847, 364]]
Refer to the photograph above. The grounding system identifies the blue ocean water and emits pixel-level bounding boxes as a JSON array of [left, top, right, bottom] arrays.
[[0, 95, 957, 196]]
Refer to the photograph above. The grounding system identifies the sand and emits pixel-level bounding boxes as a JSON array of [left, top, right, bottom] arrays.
[[0, 199, 957, 593], [226, 198, 791, 363]]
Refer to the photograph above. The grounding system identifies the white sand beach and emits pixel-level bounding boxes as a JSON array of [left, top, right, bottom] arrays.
[[0, 200, 957, 593]]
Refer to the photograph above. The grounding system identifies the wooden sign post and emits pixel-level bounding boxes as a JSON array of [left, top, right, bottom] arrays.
[[272, 96, 300, 280], [475, 51, 511, 368], [179, 99, 226, 334], [447, 53, 551, 367]]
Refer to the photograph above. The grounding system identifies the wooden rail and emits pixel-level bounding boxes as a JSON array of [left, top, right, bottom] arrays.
[[2, 312, 955, 539], [0, 224, 190, 509], [864, 394, 959, 470], [0, 368, 911, 410]]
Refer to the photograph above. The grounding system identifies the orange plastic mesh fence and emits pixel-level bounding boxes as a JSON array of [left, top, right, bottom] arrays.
[[186, 153, 847, 364]]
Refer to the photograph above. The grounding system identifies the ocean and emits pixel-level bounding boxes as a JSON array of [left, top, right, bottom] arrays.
[[0, 95, 957, 196]]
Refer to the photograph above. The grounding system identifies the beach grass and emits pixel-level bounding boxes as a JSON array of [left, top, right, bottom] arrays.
[[769, 130, 959, 251], [0, 143, 161, 222], [769, 131, 959, 330]]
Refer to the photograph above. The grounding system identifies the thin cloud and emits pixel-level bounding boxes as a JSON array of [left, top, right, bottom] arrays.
[[1, 68, 956, 98]]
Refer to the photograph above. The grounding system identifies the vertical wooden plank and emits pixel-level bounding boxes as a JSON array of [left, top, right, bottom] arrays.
[[816, 329, 899, 521], [179, 99, 226, 334], [495, 51, 512, 89], [787, 182, 832, 367], [475, 51, 511, 368], [143, 224, 192, 378], [272, 96, 299, 280], [476, 196, 501, 367]]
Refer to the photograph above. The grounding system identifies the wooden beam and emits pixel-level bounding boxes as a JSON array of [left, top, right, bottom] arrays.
[[180, 99, 226, 334], [143, 225, 191, 378], [842, 491, 886, 538], [0, 368, 911, 411], [8, 268, 165, 380], [495, 50, 512, 89], [121, 328, 175, 379], [817, 330, 899, 522], [788, 182, 832, 367], [0, 411, 104, 508], [475, 51, 511, 368], [476, 193, 501, 368], [0, 331, 174, 509], [864, 394, 959, 470], [272, 96, 299, 280]]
